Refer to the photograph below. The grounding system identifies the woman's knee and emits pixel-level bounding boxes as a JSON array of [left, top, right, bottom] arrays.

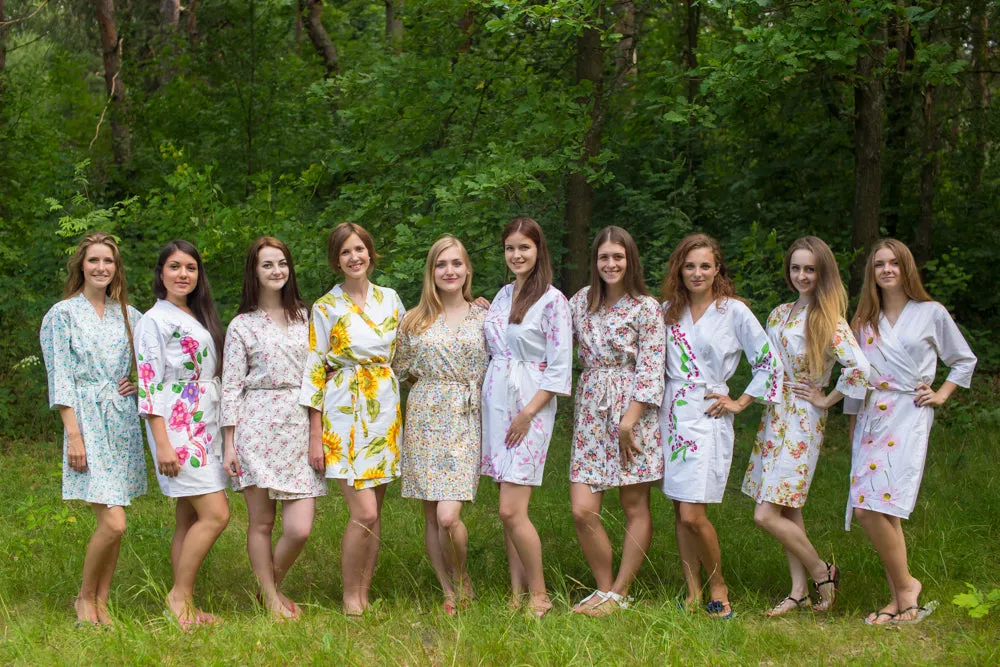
[[498, 501, 525, 526], [571, 502, 601, 530], [438, 508, 462, 531], [753, 505, 775, 530], [350, 503, 379, 530], [99, 508, 127, 539], [678, 508, 708, 533]]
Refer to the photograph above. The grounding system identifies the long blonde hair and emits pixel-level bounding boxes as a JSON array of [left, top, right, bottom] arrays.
[[851, 238, 932, 338], [400, 235, 474, 335], [64, 232, 135, 372], [786, 236, 846, 380]]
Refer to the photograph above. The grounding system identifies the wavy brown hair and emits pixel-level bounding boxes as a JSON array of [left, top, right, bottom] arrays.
[[503, 217, 554, 324], [153, 240, 225, 376], [851, 238, 932, 338], [660, 233, 737, 325], [586, 225, 650, 312], [785, 236, 847, 380], [238, 236, 306, 322], [64, 231, 135, 372], [327, 222, 379, 276], [400, 235, 475, 336]]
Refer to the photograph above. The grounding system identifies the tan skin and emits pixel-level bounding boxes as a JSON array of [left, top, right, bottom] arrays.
[[56, 243, 137, 626], [848, 247, 955, 625], [222, 246, 315, 620], [570, 241, 656, 616], [146, 250, 231, 628], [753, 248, 839, 616]]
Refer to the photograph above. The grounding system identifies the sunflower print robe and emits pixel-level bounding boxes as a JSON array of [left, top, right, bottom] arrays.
[[299, 283, 406, 489]]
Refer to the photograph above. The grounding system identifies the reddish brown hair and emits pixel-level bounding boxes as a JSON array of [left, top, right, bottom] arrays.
[[660, 233, 737, 325], [327, 222, 379, 275], [238, 236, 306, 323]]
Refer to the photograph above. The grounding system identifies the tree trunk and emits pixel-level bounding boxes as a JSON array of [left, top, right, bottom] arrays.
[[682, 0, 700, 104], [0, 0, 7, 72], [882, 2, 914, 238], [161, 0, 179, 29], [968, 0, 989, 194], [849, 20, 887, 293], [613, 0, 636, 84], [385, 0, 403, 53], [186, 0, 200, 39], [562, 23, 605, 294], [915, 83, 937, 265], [300, 0, 338, 76], [95, 0, 131, 167]]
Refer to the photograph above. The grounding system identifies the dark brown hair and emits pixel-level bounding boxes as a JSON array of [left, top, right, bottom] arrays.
[[851, 238, 932, 338], [587, 225, 650, 312], [327, 222, 379, 275], [153, 240, 225, 376], [503, 217, 554, 324], [660, 233, 737, 325], [238, 237, 306, 322]]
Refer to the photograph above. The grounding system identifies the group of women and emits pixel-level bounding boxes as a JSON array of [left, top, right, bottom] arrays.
[[40, 219, 976, 629]]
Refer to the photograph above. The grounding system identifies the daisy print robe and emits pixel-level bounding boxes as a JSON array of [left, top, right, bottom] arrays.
[[843, 300, 976, 529], [134, 299, 229, 498], [659, 298, 782, 504], [299, 283, 405, 490], [481, 284, 573, 487], [741, 303, 869, 508]]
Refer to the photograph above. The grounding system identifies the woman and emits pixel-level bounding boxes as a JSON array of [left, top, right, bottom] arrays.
[[221, 237, 327, 620], [741, 236, 869, 615], [394, 235, 489, 615], [134, 240, 231, 628], [659, 233, 782, 619], [481, 217, 573, 617], [568, 226, 666, 616], [299, 222, 406, 616], [846, 239, 976, 626], [40, 232, 146, 627]]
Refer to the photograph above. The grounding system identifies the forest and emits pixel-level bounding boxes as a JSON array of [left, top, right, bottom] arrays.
[[1, 0, 997, 439]]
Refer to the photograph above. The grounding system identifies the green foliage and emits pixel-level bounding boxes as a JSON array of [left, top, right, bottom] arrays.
[[953, 584, 1000, 619]]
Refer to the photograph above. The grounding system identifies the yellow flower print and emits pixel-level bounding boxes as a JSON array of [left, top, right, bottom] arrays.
[[329, 321, 352, 357], [358, 367, 379, 400], [372, 364, 392, 381], [323, 430, 343, 467], [858, 493, 865, 503], [882, 491, 892, 501], [309, 320, 317, 351], [358, 460, 386, 486], [387, 406, 402, 456], [310, 363, 328, 389]]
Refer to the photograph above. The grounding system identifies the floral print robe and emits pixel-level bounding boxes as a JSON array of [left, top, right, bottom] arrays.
[[134, 299, 229, 498], [40, 294, 147, 506], [569, 287, 666, 491], [741, 303, 869, 508], [844, 300, 976, 529], [221, 309, 327, 500], [481, 284, 573, 486], [299, 283, 405, 490], [659, 298, 783, 504], [394, 307, 489, 501]]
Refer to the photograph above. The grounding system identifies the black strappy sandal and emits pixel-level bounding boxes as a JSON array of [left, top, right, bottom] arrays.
[[865, 610, 896, 626], [763, 594, 812, 617], [813, 561, 840, 611]]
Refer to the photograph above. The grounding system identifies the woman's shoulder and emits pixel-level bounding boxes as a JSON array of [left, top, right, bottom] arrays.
[[570, 285, 590, 305], [543, 284, 569, 305]]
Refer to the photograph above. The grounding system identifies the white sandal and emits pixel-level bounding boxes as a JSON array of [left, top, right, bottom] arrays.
[[572, 590, 609, 613], [585, 591, 633, 616]]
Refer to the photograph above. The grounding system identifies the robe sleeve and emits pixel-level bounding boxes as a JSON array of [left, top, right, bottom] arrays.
[[300, 302, 332, 410], [134, 313, 170, 418], [631, 296, 666, 406], [734, 302, 783, 404], [538, 290, 573, 397], [931, 303, 977, 388], [220, 319, 248, 428], [831, 318, 870, 400], [392, 324, 416, 384], [39, 303, 78, 410]]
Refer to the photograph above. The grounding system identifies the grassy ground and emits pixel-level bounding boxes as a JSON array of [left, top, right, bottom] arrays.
[[1, 378, 998, 665]]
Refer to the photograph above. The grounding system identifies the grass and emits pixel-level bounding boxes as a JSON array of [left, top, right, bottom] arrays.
[[1, 376, 999, 665]]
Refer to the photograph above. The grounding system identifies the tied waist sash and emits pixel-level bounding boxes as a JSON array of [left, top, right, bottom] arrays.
[[424, 377, 481, 417], [493, 358, 545, 418], [667, 377, 729, 398], [582, 365, 636, 486]]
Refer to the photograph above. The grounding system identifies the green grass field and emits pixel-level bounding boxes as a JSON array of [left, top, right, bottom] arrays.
[[2, 382, 998, 665]]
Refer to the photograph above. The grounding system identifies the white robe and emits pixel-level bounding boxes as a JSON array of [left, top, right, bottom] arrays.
[[481, 284, 573, 486], [659, 298, 783, 504], [844, 300, 976, 529]]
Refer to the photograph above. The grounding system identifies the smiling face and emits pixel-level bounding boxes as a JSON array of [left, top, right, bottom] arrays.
[[433, 245, 469, 295], [256, 246, 289, 294], [504, 231, 537, 280], [681, 246, 718, 296], [597, 241, 627, 287], [788, 248, 817, 297], [873, 247, 901, 292], [161, 250, 199, 303], [82, 243, 116, 294], [338, 233, 370, 279]]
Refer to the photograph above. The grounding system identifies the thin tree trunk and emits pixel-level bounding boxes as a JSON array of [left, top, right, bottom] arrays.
[[95, 0, 131, 167], [915, 83, 937, 264], [682, 0, 700, 104], [563, 22, 605, 294], [969, 0, 988, 194], [294, 0, 303, 55], [186, 0, 199, 39], [883, 2, 914, 238], [0, 0, 7, 72], [300, 0, 338, 76], [613, 0, 636, 84], [850, 20, 887, 293], [385, 0, 403, 53], [161, 0, 179, 29]]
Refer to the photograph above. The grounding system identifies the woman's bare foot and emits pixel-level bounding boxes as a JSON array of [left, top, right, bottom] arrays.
[[455, 576, 475, 608], [73, 596, 99, 625], [95, 600, 114, 627], [571, 590, 607, 614], [165, 591, 197, 630], [893, 578, 923, 622], [865, 602, 899, 625], [763, 594, 811, 617], [528, 592, 552, 618], [508, 591, 526, 611]]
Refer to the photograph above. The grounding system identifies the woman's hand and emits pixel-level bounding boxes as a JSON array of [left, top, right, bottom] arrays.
[[473, 296, 491, 310], [618, 420, 640, 466], [790, 382, 829, 409], [308, 437, 325, 472], [505, 409, 534, 449], [67, 432, 88, 473], [704, 393, 746, 418], [913, 382, 947, 408], [223, 446, 242, 479], [118, 377, 138, 397], [156, 442, 180, 477]]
